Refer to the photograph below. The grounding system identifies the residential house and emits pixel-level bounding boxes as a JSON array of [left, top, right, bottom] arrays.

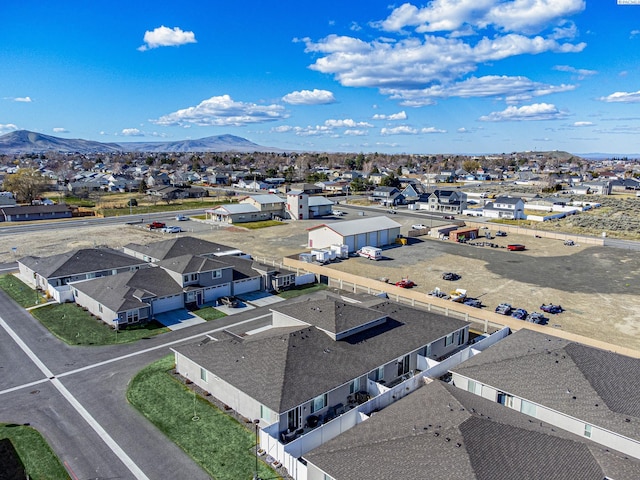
[[289, 183, 324, 195], [206, 203, 266, 224], [123, 237, 245, 263], [0, 204, 73, 222], [307, 216, 402, 251], [172, 296, 470, 444], [314, 180, 348, 194], [416, 189, 467, 214], [303, 379, 640, 480], [481, 196, 525, 220], [239, 194, 285, 218], [450, 329, 640, 460], [370, 186, 404, 206]]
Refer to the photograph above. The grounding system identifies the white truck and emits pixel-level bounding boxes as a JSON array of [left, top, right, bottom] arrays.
[[357, 246, 382, 260]]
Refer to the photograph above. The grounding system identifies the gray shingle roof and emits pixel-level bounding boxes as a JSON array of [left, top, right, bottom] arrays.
[[303, 381, 640, 480], [451, 329, 640, 442], [72, 267, 182, 312], [173, 300, 469, 413], [157, 254, 231, 275], [19, 248, 145, 279], [123, 237, 235, 262]]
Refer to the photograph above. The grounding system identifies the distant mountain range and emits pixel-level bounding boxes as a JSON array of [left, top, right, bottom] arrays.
[[0, 130, 282, 154]]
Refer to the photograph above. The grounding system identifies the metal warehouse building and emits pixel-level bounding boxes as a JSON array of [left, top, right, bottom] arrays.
[[307, 216, 402, 252]]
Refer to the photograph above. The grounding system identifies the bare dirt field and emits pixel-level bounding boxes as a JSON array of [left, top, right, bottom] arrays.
[[1, 215, 638, 352]]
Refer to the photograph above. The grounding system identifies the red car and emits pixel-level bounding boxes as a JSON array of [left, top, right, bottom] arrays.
[[395, 279, 416, 288], [507, 244, 525, 251]]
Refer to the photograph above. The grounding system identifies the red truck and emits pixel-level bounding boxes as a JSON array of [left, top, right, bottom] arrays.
[[507, 244, 525, 251], [147, 221, 166, 230]]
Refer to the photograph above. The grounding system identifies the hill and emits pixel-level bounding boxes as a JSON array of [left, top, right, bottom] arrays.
[[0, 130, 281, 154]]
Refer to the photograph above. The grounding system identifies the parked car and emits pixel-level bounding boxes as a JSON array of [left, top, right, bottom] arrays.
[[443, 215, 455, 220], [411, 224, 426, 230], [495, 230, 507, 237], [511, 308, 528, 320], [507, 244, 526, 251], [147, 221, 166, 230], [540, 303, 563, 314], [395, 279, 416, 288], [564, 239, 575, 246], [526, 312, 546, 324], [495, 303, 512, 315], [331, 210, 344, 216], [442, 272, 460, 281], [162, 226, 181, 233], [463, 298, 482, 308], [219, 296, 240, 308], [175, 214, 189, 221], [386, 209, 397, 214]]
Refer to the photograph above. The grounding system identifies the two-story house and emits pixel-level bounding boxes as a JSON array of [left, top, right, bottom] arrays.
[[481, 196, 526, 219], [416, 189, 467, 214], [370, 186, 404, 206]]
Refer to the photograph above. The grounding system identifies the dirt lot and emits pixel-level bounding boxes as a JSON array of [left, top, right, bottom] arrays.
[[1, 215, 638, 352]]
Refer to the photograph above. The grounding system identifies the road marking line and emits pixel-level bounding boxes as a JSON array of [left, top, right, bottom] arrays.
[[0, 315, 150, 480], [0, 378, 49, 396]]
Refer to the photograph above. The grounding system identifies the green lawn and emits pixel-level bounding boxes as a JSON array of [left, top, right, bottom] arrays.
[[194, 306, 228, 321], [99, 199, 229, 217], [240, 220, 285, 229], [127, 356, 279, 480], [0, 275, 47, 308], [31, 303, 169, 345], [278, 283, 327, 299], [0, 424, 70, 480]]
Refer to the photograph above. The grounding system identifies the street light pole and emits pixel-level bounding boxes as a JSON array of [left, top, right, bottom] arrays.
[[253, 419, 260, 480]]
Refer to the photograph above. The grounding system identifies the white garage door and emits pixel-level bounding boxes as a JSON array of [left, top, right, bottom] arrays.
[[345, 236, 356, 252], [204, 284, 231, 303], [356, 233, 367, 250], [233, 277, 261, 296], [366, 231, 377, 246], [152, 294, 184, 314]]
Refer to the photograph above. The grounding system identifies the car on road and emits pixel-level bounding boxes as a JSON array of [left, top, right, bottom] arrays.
[[511, 308, 528, 320], [331, 210, 345, 216], [540, 303, 563, 314], [443, 215, 455, 220], [442, 272, 460, 281], [395, 279, 416, 288], [386, 209, 397, 214], [162, 226, 182, 233], [411, 224, 426, 230], [219, 296, 240, 308], [175, 214, 189, 221], [495, 303, 512, 315]]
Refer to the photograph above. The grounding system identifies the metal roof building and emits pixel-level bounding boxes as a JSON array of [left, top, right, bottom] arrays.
[[307, 216, 401, 251]]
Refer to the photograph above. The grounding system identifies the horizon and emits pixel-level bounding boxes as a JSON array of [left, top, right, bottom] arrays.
[[2, 2, 640, 154]]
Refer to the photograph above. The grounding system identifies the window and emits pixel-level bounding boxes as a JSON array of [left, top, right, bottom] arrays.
[[98, 305, 103, 313], [457, 329, 465, 345], [423, 343, 432, 357], [349, 377, 360, 394], [213, 270, 222, 279], [311, 394, 327, 413], [584, 424, 592, 438], [498, 392, 515, 408], [467, 380, 481, 395], [397, 355, 410, 376], [520, 399, 537, 416], [200, 368, 207, 381], [260, 405, 271, 422], [445, 332, 454, 347], [372, 366, 384, 382]]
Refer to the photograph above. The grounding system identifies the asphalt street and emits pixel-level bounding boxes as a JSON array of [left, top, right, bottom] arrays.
[[0, 289, 281, 480]]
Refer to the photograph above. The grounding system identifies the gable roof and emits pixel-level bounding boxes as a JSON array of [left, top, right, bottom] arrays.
[[157, 254, 231, 275], [72, 267, 182, 313], [208, 204, 260, 215], [124, 237, 235, 262], [242, 194, 284, 204], [19, 248, 145, 279], [173, 300, 469, 413], [451, 329, 640, 442], [303, 380, 640, 480], [307, 216, 402, 236]]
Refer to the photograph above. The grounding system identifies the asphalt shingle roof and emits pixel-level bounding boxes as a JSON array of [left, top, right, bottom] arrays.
[[123, 237, 235, 262], [303, 381, 640, 480], [451, 329, 640, 442], [173, 300, 469, 413]]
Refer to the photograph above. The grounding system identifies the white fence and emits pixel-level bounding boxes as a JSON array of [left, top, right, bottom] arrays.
[[260, 326, 510, 479]]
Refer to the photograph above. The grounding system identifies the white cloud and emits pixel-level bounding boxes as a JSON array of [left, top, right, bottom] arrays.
[[421, 126, 447, 133], [138, 26, 197, 51], [573, 121, 593, 127], [553, 64, 597, 78], [52, 127, 68, 133], [457, 127, 469, 133], [151, 95, 287, 126], [631, 30, 640, 39], [344, 129, 368, 136], [372, 111, 407, 120], [14, 96, 32, 103], [0, 123, 18, 133], [598, 90, 640, 103], [324, 118, 373, 128], [381, 125, 418, 135], [282, 89, 336, 105], [383, 75, 575, 105], [479, 103, 567, 121], [121, 128, 145, 136]]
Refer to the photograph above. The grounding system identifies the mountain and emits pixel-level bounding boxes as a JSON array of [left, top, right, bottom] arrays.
[[0, 130, 281, 154]]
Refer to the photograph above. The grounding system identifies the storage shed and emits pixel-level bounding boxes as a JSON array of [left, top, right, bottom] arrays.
[[307, 216, 402, 252]]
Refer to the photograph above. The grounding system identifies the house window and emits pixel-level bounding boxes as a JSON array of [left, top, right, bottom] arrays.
[[311, 394, 327, 413], [260, 405, 271, 422], [212, 270, 222, 279], [445, 332, 454, 347], [467, 380, 481, 395], [423, 343, 432, 357], [98, 305, 103, 313], [584, 424, 592, 438], [498, 392, 515, 409], [457, 329, 466, 345], [200, 368, 207, 381], [349, 378, 360, 394], [397, 355, 410, 376], [373, 366, 384, 382], [190, 273, 198, 282], [520, 399, 537, 417], [183, 275, 189, 283]]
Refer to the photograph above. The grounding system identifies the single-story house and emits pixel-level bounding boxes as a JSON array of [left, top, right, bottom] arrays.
[[0, 204, 73, 222], [206, 203, 267, 224], [307, 216, 402, 252]]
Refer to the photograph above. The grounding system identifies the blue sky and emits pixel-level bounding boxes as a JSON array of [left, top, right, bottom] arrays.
[[1, 1, 640, 154]]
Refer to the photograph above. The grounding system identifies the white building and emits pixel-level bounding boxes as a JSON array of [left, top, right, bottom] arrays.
[[307, 216, 401, 252]]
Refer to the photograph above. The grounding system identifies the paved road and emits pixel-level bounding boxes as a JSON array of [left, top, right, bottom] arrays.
[[0, 289, 282, 480]]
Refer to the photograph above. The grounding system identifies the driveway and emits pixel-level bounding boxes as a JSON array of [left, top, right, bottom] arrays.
[[154, 309, 206, 331], [238, 291, 285, 307]]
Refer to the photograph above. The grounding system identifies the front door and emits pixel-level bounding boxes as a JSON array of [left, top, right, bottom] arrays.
[[196, 291, 203, 306]]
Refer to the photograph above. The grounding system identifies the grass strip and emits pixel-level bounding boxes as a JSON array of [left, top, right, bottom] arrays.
[[0, 274, 47, 308], [0, 423, 70, 480], [127, 356, 278, 480], [31, 303, 168, 345]]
